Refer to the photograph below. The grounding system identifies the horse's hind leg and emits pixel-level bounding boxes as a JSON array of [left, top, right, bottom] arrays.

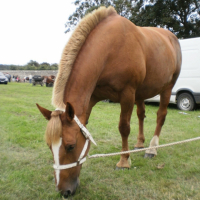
[[135, 100, 145, 149], [145, 88, 172, 158], [116, 93, 135, 169]]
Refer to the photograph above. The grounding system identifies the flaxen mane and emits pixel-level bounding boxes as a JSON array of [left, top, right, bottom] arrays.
[[52, 6, 117, 109]]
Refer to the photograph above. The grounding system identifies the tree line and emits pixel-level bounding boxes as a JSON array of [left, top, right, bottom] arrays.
[[0, 60, 58, 70], [65, 0, 200, 39]]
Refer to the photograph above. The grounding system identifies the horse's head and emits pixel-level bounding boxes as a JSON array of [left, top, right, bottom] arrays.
[[36, 102, 94, 198]]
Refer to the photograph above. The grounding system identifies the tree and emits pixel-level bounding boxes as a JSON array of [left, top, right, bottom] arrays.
[[50, 63, 58, 70], [27, 60, 40, 69], [130, 0, 200, 38], [168, 0, 200, 38], [65, 0, 200, 38], [0, 61, 59, 70], [65, 0, 133, 33], [10, 65, 17, 70], [40, 62, 51, 70]]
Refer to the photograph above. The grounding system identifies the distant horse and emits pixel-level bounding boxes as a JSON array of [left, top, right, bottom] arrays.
[[43, 75, 55, 87], [37, 6, 181, 198], [24, 77, 29, 82]]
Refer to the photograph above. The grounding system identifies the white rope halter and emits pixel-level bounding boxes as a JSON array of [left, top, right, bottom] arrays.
[[53, 108, 96, 170]]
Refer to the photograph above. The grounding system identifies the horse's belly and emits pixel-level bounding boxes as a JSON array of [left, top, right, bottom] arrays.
[[93, 85, 121, 102], [135, 76, 172, 101], [135, 87, 160, 101]]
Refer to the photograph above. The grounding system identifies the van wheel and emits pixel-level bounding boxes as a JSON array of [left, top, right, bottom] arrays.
[[177, 93, 195, 111]]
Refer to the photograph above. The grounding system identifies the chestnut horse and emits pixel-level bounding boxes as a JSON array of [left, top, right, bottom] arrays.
[[37, 6, 181, 198], [43, 75, 55, 87]]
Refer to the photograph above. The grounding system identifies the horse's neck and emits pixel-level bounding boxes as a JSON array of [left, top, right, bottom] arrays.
[[63, 26, 110, 119], [64, 62, 102, 120]]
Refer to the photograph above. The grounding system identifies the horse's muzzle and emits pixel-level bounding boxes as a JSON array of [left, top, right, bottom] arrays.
[[60, 178, 80, 198], [63, 190, 73, 198]]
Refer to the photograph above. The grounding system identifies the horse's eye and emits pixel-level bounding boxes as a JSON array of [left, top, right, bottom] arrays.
[[65, 144, 75, 152]]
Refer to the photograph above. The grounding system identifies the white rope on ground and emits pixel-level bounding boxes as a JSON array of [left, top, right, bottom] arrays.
[[88, 136, 200, 159]]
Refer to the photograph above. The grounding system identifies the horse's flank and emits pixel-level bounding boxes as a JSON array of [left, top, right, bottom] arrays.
[[52, 6, 117, 109]]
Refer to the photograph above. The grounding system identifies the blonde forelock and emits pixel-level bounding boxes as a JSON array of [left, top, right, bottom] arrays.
[[45, 111, 63, 145]]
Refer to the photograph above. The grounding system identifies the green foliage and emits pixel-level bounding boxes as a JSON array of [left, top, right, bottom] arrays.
[[0, 82, 200, 199], [65, 0, 133, 33], [0, 64, 19, 70], [130, 0, 200, 38], [66, 0, 200, 38], [0, 60, 58, 70]]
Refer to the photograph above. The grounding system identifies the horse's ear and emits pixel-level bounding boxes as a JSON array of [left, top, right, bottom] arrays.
[[36, 103, 52, 120], [65, 102, 75, 122]]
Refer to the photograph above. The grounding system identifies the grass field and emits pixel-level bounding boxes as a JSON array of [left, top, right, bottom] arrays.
[[0, 82, 200, 200]]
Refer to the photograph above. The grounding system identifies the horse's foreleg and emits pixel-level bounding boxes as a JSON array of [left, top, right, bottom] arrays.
[[135, 101, 145, 149], [85, 95, 99, 125], [145, 89, 172, 158], [116, 94, 135, 169]]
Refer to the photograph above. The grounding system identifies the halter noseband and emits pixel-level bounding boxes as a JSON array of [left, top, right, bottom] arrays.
[[53, 108, 96, 170]]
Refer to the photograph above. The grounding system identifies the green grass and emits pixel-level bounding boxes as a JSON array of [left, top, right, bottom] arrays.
[[0, 82, 200, 200]]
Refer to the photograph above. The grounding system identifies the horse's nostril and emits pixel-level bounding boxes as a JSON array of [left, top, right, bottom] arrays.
[[63, 190, 72, 198]]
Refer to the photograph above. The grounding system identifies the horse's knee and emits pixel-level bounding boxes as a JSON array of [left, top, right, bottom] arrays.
[[119, 121, 130, 137], [137, 109, 145, 120], [157, 109, 167, 126]]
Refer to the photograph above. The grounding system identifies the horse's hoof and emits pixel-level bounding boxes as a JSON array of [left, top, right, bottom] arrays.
[[144, 153, 155, 158], [134, 147, 144, 150], [115, 167, 129, 170]]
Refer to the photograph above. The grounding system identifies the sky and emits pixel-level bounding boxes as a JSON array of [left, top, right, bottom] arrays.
[[0, 0, 76, 65]]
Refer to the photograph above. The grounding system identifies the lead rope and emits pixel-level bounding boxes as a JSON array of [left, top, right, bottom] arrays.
[[55, 109, 200, 161], [88, 136, 200, 159]]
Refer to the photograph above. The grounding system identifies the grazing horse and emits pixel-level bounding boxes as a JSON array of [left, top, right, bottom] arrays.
[[43, 75, 55, 87], [36, 6, 181, 198]]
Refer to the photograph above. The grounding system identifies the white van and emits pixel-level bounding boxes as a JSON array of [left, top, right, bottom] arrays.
[[145, 37, 200, 111]]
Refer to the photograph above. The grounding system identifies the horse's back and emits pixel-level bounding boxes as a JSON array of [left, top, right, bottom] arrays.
[[82, 14, 181, 101], [101, 15, 181, 100]]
